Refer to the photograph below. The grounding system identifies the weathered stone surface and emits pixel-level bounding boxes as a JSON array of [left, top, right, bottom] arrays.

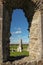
[[1, 60, 43, 65], [12, 62, 15, 65], [0, 1, 3, 65], [5, 62, 11, 65], [38, 60, 42, 65], [28, 10, 42, 60]]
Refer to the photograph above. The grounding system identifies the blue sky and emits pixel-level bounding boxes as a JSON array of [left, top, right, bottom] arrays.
[[10, 9, 29, 44]]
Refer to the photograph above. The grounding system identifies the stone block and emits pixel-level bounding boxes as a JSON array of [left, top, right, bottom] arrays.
[[6, 61, 11, 65], [12, 61, 15, 65], [38, 60, 42, 65], [1, 63, 6, 65]]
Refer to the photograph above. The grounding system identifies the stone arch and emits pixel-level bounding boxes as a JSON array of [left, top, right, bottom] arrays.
[[0, 0, 43, 64]]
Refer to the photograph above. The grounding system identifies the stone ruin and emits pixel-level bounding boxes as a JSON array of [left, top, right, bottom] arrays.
[[17, 39, 23, 52], [0, 0, 43, 65]]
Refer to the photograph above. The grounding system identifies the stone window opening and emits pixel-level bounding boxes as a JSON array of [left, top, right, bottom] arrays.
[[0, 0, 42, 65], [9, 9, 30, 61]]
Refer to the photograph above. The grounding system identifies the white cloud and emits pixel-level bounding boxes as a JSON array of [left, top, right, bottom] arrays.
[[11, 27, 22, 34], [15, 30, 22, 34]]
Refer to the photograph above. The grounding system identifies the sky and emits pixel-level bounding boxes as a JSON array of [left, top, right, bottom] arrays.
[[10, 9, 30, 44]]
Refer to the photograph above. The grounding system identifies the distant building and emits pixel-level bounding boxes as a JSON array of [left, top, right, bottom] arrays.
[[17, 39, 23, 52]]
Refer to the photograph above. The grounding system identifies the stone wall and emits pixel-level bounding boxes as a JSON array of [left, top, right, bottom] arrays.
[[41, 0, 43, 59], [0, 1, 3, 64], [29, 10, 42, 60], [0, 0, 43, 65], [3, 5, 10, 61], [1, 60, 43, 65]]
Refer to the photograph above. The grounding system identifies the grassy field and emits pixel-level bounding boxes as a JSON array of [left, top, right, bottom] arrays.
[[10, 51, 29, 56], [10, 44, 28, 50], [10, 44, 29, 57], [10, 44, 18, 49]]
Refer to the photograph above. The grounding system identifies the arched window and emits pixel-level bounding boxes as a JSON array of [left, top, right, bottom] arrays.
[[10, 9, 29, 57]]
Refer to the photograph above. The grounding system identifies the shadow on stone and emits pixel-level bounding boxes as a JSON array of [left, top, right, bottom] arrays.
[[8, 55, 28, 62]]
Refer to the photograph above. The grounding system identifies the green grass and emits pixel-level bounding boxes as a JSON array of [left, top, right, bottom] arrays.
[[10, 44, 29, 57], [22, 44, 28, 49], [10, 46, 18, 49], [10, 51, 29, 57]]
